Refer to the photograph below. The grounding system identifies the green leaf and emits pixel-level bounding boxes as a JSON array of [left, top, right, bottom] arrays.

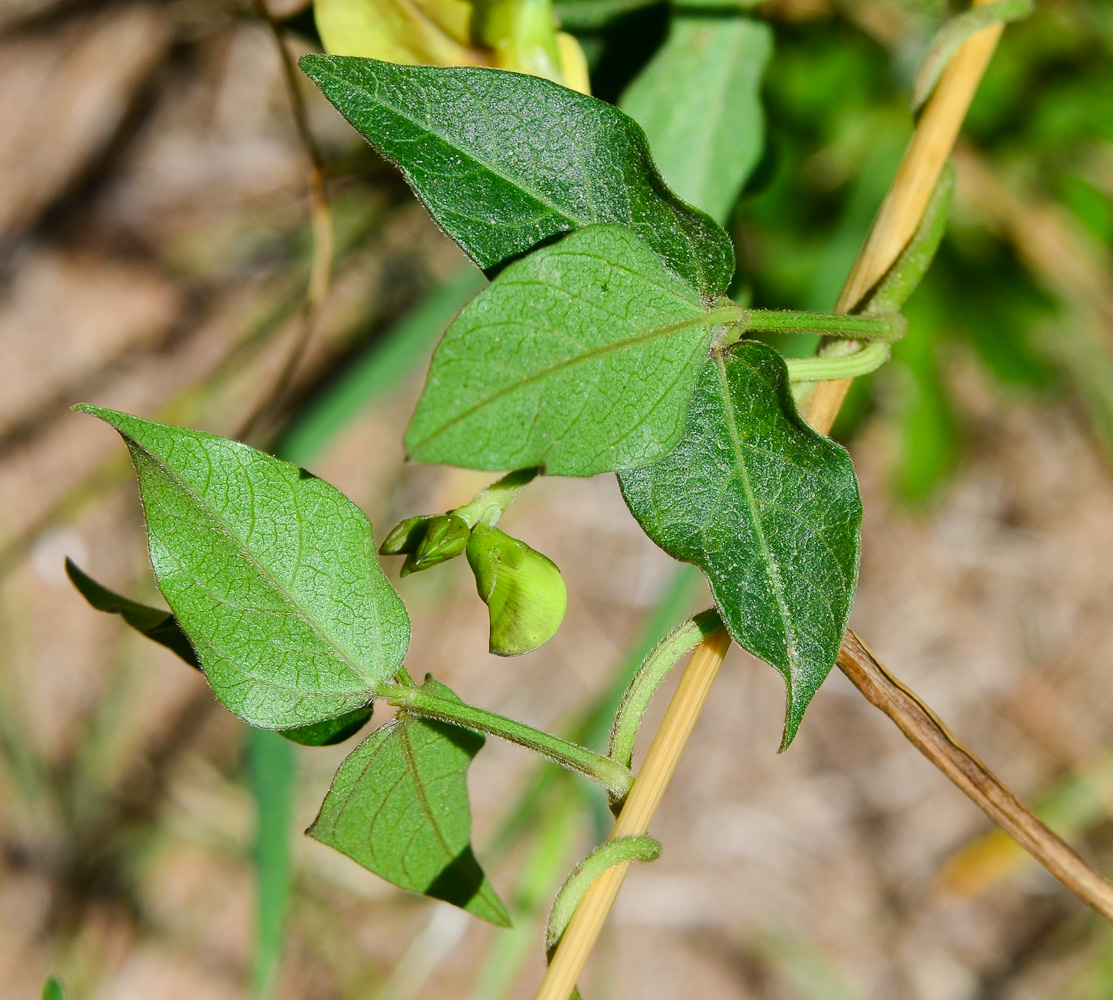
[[620, 15, 772, 225], [76, 406, 410, 730], [619, 342, 861, 748], [66, 557, 372, 746], [65, 558, 200, 669], [309, 676, 510, 925], [406, 225, 740, 476], [299, 55, 735, 298], [279, 705, 375, 746]]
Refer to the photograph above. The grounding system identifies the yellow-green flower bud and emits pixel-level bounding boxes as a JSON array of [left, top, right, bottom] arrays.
[[380, 516, 429, 556], [403, 514, 470, 576], [466, 525, 567, 656]]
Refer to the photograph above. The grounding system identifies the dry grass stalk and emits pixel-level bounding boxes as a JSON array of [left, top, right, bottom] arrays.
[[536, 630, 732, 999]]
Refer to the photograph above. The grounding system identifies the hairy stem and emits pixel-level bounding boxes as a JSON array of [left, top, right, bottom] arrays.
[[385, 682, 634, 797], [743, 309, 905, 341], [607, 609, 724, 794], [535, 631, 732, 1000], [453, 467, 541, 528], [545, 836, 661, 960], [786, 340, 891, 383]]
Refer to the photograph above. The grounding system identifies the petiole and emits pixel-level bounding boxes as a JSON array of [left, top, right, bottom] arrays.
[[383, 678, 634, 797], [453, 467, 541, 528]]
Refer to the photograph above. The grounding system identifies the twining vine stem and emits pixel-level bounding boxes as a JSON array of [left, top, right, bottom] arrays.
[[385, 682, 634, 797], [535, 4, 1113, 998]]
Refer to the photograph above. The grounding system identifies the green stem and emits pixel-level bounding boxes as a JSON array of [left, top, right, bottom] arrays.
[[863, 161, 955, 315], [716, 308, 904, 347], [454, 468, 541, 528], [607, 609, 724, 782], [385, 682, 634, 797], [786, 340, 891, 382], [544, 836, 661, 961]]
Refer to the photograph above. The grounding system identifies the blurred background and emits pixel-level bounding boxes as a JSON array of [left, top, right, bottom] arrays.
[[2, 0, 1113, 997]]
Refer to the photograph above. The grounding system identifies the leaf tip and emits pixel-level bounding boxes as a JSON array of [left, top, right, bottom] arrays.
[[776, 716, 801, 754], [777, 670, 824, 752], [297, 52, 327, 78], [775, 663, 807, 752], [63, 557, 94, 600], [487, 896, 513, 928], [73, 403, 133, 435]]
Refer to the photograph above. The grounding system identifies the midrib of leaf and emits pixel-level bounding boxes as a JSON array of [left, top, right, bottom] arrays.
[[312, 63, 578, 224], [411, 306, 736, 451], [133, 443, 379, 690], [399, 718, 458, 880], [318, 723, 403, 865], [713, 354, 796, 664]]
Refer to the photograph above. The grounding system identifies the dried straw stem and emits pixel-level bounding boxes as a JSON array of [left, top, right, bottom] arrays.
[[534, 6, 1055, 999], [804, 0, 1002, 435], [838, 631, 1113, 923], [535, 631, 732, 1000]]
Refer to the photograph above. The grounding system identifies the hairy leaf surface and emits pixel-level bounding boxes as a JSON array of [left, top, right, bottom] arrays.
[[407, 226, 734, 476], [620, 15, 772, 225], [300, 55, 734, 297], [78, 407, 410, 730], [619, 343, 861, 747], [309, 676, 510, 925]]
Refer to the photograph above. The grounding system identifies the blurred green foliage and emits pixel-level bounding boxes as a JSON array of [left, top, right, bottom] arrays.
[[715, 0, 1109, 502]]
